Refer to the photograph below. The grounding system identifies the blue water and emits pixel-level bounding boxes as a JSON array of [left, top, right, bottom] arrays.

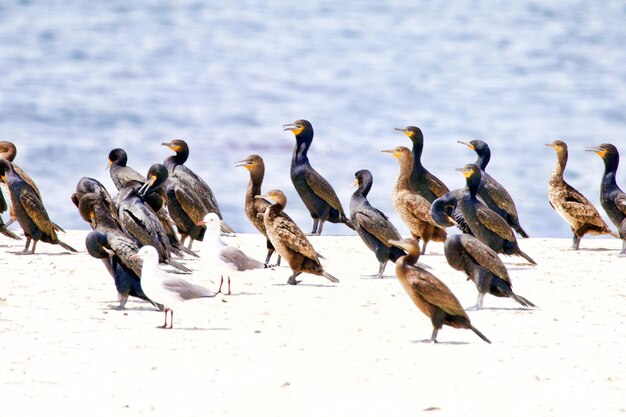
[[1, 0, 625, 237]]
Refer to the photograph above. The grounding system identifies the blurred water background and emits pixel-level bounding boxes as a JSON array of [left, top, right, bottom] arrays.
[[1, 0, 625, 237]]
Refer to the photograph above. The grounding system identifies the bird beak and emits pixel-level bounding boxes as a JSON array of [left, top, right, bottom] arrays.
[[234, 160, 251, 169], [105, 160, 112, 171], [455, 167, 473, 178], [388, 239, 408, 251], [138, 176, 156, 196], [161, 142, 180, 152], [394, 127, 412, 138], [458, 140, 474, 149], [585, 146, 605, 157], [255, 194, 271, 203], [350, 178, 359, 189], [544, 143, 555, 148], [283, 123, 303, 135], [381, 149, 400, 158], [197, 220, 206, 226]]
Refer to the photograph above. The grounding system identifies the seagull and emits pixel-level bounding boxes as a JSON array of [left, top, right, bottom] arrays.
[[132, 246, 216, 329], [198, 212, 265, 294]]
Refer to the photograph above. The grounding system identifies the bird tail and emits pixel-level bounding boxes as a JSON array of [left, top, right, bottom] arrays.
[[52, 222, 66, 233], [0, 225, 21, 240], [518, 249, 537, 265], [322, 271, 340, 283], [512, 293, 537, 308], [58, 239, 78, 253], [470, 325, 491, 344], [515, 225, 529, 238], [342, 216, 356, 230], [166, 258, 192, 273], [220, 221, 236, 235], [608, 230, 620, 239], [388, 246, 406, 263], [179, 244, 199, 258]]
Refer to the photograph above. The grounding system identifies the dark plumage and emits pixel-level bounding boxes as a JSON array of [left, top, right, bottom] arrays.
[[284, 120, 354, 235], [459, 140, 529, 238], [456, 164, 536, 264], [444, 234, 536, 309], [0, 215, 20, 240], [546, 141, 615, 249], [382, 146, 446, 254], [107, 148, 145, 191], [350, 169, 405, 277], [394, 126, 449, 203], [431, 189, 474, 235], [257, 190, 339, 285], [0, 160, 76, 254], [389, 238, 491, 344], [586, 143, 626, 254], [70, 177, 113, 215]]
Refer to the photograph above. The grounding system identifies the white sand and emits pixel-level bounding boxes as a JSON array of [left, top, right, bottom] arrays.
[[1, 232, 625, 416]]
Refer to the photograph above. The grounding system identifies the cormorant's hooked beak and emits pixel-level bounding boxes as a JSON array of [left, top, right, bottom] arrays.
[[234, 159, 252, 169], [381, 149, 400, 158], [455, 166, 473, 178], [544, 143, 556, 148], [283, 123, 303, 135], [138, 176, 156, 197], [394, 127, 413, 138], [161, 142, 181, 152], [105, 159, 112, 171], [585, 146, 606, 157], [350, 178, 359, 189], [458, 140, 474, 149]]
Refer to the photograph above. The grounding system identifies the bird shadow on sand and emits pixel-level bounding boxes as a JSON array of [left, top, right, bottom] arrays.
[[272, 283, 338, 288], [222, 291, 260, 297], [7, 251, 74, 256], [409, 339, 469, 345], [469, 306, 535, 312], [561, 247, 615, 252], [165, 326, 231, 332], [360, 274, 395, 280]]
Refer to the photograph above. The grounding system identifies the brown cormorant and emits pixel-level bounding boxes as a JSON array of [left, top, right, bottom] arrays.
[[350, 169, 405, 277], [394, 126, 449, 202], [0, 160, 76, 254], [458, 140, 529, 237], [456, 164, 536, 264], [381, 146, 447, 254], [389, 238, 491, 344], [586, 143, 626, 254], [257, 190, 339, 285], [161, 139, 235, 235], [0, 215, 20, 240], [235, 154, 283, 266], [444, 234, 536, 309], [283, 120, 354, 235], [546, 141, 615, 249]]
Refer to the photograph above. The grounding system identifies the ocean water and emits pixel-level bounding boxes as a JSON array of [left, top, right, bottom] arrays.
[[1, 0, 625, 237]]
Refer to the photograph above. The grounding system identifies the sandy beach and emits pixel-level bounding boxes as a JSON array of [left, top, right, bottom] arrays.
[[0, 231, 624, 416]]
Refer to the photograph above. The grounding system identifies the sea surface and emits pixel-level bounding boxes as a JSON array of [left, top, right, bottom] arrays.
[[1, 0, 625, 237]]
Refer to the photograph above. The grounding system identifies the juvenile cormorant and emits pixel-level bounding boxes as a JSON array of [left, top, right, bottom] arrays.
[[0, 160, 76, 254], [350, 169, 405, 277], [257, 190, 340, 285], [586, 143, 626, 254], [284, 120, 354, 235], [235, 154, 284, 266], [132, 246, 215, 329], [546, 141, 615, 249], [389, 238, 491, 344], [456, 164, 536, 264], [444, 234, 536, 309], [161, 139, 235, 235], [394, 126, 449, 202], [458, 140, 528, 237], [381, 146, 447, 254]]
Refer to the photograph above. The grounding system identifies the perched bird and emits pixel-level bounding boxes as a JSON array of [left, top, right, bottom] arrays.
[[132, 245, 215, 329], [444, 234, 536, 309], [198, 212, 264, 294], [457, 164, 536, 264], [546, 141, 615, 249], [107, 148, 146, 190], [283, 120, 354, 235], [381, 146, 447, 254], [162, 139, 235, 236], [458, 140, 528, 237], [0, 160, 76, 254], [586, 143, 626, 254], [85, 229, 161, 310], [235, 154, 283, 266], [389, 238, 491, 344], [350, 169, 405, 277], [257, 190, 339, 285], [431, 189, 474, 235], [394, 126, 449, 202]]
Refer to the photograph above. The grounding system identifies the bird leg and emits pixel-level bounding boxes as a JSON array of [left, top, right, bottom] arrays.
[[467, 293, 485, 311], [168, 310, 174, 329], [159, 308, 169, 328], [276, 255, 281, 266], [264, 247, 274, 267], [421, 239, 429, 255], [376, 261, 386, 278], [18, 237, 32, 255], [429, 327, 440, 343], [572, 233, 581, 250], [621, 239, 626, 255], [30, 240, 38, 254], [217, 276, 225, 294], [287, 272, 302, 285], [310, 219, 319, 235], [116, 293, 129, 310], [316, 220, 325, 236], [187, 238, 194, 251], [227, 276, 231, 295]]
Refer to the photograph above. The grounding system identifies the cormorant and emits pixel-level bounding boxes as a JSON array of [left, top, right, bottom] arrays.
[[381, 146, 447, 254], [0, 160, 76, 254], [161, 139, 235, 235], [458, 140, 529, 237], [0, 215, 20, 240], [431, 189, 474, 235], [70, 177, 113, 216], [444, 234, 536, 309], [394, 126, 449, 202], [546, 141, 615, 249], [586, 143, 626, 254], [257, 190, 340, 285], [107, 148, 146, 190], [283, 120, 354, 235], [389, 238, 491, 344], [350, 169, 405, 277], [456, 164, 536, 264]]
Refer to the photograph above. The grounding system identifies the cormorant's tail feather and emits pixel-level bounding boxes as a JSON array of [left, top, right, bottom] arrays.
[[166, 258, 192, 273], [515, 225, 529, 238], [470, 325, 491, 344], [518, 250, 537, 265], [0, 226, 21, 240], [52, 222, 66, 233], [178, 244, 199, 258], [58, 240, 78, 253], [512, 293, 537, 308], [388, 246, 406, 263], [343, 216, 355, 230], [322, 271, 340, 283], [609, 230, 620, 239], [220, 221, 236, 235]]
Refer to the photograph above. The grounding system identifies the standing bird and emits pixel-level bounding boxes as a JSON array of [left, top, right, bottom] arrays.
[[381, 146, 447, 254], [161, 139, 234, 236], [456, 164, 536, 264], [458, 140, 529, 237], [198, 212, 264, 294], [546, 141, 615, 249], [350, 169, 405, 277], [586, 143, 626, 254], [257, 190, 339, 285], [283, 120, 354, 235], [394, 126, 449, 202], [444, 234, 536, 309], [235, 154, 283, 266], [431, 189, 474, 235], [0, 160, 76, 254], [389, 238, 491, 344], [132, 246, 215, 329]]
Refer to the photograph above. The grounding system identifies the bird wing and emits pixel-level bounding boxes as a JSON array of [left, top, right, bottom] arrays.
[[303, 169, 345, 213], [407, 269, 468, 318], [174, 183, 207, 224], [13, 164, 42, 199], [482, 178, 517, 217], [476, 204, 515, 240], [560, 191, 606, 224], [615, 193, 626, 216], [219, 246, 264, 271], [107, 232, 142, 277], [161, 276, 214, 300], [174, 165, 222, 217], [399, 192, 438, 226], [354, 207, 401, 246], [19, 189, 55, 237], [274, 215, 319, 261], [425, 172, 450, 198], [460, 235, 510, 283]]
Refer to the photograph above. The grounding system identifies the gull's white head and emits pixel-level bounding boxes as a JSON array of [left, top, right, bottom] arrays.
[[133, 245, 159, 263], [198, 212, 221, 233]]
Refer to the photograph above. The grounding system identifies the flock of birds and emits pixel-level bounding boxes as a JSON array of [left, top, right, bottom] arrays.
[[0, 121, 624, 341]]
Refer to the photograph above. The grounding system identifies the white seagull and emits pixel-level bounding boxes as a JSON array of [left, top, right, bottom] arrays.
[[132, 245, 215, 328], [198, 212, 265, 294]]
